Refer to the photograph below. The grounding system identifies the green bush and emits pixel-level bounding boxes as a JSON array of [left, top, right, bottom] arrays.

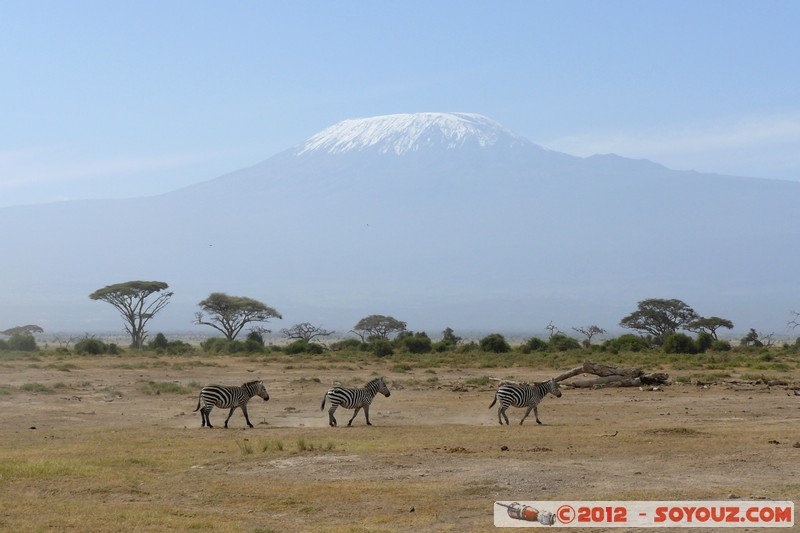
[[74, 337, 119, 355], [548, 334, 581, 351], [431, 340, 452, 352], [285, 340, 324, 355], [663, 333, 698, 354], [479, 333, 510, 353], [150, 333, 169, 350], [711, 340, 732, 351], [370, 339, 394, 357], [2, 334, 38, 352], [695, 332, 713, 353], [520, 337, 547, 353], [329, 338, 365, 351], [246, 331, 264, 345], [457, 341, 479, 353], [201, 337, 241, 354], [397, 332, 432, 354], [603, 334, 649, 353]]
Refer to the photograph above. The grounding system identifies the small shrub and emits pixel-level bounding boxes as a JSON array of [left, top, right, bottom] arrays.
[[547, 334, 581, 352], [140, 381, 190, 395], [3, 334, 38, 352], [695, 332, 713, 353], [431, 340, 452, 352], [710, 340, 732, 352], [201, 338, 242, 354], [21, 383, 54, 394], [457, 341, 479, 353], [236, 439, 254, 455], [284, 340, 324, 355], [329, 338, 365, 351], [524, 337, 548, 352], [663, 333, 698, 354], [397, 332, 432, 354], [74, 337, 111, 355], [150, 333, 169, 350], [603, 334, 649, 353], [479, 333, 510, 353], [392, 363, 412, 373], [370, 339, 394, 357], [465, 376, 492, 387]]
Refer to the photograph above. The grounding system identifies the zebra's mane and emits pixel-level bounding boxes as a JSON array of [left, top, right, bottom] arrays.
[[365, 377, 384, 388], [242, 380, 262, 386], [502, 379, 552, 387]]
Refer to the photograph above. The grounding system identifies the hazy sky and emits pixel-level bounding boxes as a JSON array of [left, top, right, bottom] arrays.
[[2, 1, 799, 207]]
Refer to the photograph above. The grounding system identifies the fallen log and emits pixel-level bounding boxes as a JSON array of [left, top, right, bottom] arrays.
[[554, 360, 669, 388]]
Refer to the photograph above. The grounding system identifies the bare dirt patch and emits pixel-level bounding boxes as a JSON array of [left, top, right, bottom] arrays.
[[0, 354, 798, 531]]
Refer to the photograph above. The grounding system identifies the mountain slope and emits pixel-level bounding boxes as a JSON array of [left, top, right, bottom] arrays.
[[1, 113, 798, 336]]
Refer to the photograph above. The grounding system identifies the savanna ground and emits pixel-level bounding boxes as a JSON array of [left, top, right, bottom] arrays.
[[0, 348, 798, 532]]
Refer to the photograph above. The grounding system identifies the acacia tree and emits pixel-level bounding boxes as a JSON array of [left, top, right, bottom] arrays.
[[686, 316, 734, 340], [194, 293, 282, 341], [572, 325, 606, 346], [281, 322, 334, 342], [788, 310, 800, 331], [1, 325, 44, 336], [89, 281, 172, 349], [619, 298, 699, 342], [351, 314, 407, 342]]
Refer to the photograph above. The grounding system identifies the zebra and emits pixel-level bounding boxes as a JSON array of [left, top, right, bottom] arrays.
[[194, 380, 269, 428], [321, 377, 391, 427], [489, 378, 562, 426]]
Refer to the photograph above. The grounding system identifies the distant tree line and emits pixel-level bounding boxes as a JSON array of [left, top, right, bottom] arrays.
[[6, 287, 800, 357]]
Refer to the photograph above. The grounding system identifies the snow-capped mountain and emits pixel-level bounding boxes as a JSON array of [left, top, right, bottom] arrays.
[[1, 112, 798, 336], [296, 112, 530, 155]]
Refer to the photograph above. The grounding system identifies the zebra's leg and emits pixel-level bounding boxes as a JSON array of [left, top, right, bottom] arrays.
[[499, 406, 510, 425], [534, 405, 542, 425], [240, 404, 254, 428], [347, 406, 362, 426], [520, 405, 535, 425], [363, 404, 372, 426], [328, 405, 338, 427], [224, 406, 239, 428], [202, 407, 214, 428]]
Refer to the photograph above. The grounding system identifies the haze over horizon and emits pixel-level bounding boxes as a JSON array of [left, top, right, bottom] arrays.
[[1, 2, 799, 208]]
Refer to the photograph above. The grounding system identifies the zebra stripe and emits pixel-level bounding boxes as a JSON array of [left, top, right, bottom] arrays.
[[321, 377, 391, 427], [194, 380, 269, 428], [489, 378, 562, 426]]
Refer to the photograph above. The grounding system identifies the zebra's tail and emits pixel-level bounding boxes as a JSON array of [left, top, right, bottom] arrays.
[[193, 394, 202, 412], [488, 393, 497, 409], [320, 393, 327, 411]]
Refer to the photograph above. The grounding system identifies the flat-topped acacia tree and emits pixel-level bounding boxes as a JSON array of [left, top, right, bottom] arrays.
[[351, 314, 407, 342], [89, 281, 173, 349], [194, 292, 282, 341]]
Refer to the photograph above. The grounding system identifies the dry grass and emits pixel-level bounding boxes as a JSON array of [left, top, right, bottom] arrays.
[[0, 353, 798, 531]]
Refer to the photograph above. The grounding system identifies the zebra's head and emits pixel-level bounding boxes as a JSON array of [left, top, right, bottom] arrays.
[[548, 377, 562, 398], [249, 380, 270, 402], [373, 377, 391, 397]]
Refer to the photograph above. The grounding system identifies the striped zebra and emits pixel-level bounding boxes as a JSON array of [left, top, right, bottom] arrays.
[[321, 377, 391, 427], [194, 380, 269, 429], [489, 378, 562, 425]]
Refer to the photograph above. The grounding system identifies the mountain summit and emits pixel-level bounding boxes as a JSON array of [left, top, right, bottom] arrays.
[[1, 112, 798, 334], [296, 112, 530, 156]]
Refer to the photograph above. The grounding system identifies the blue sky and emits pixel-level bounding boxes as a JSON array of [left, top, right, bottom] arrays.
[[1, 1, 798, 207]]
